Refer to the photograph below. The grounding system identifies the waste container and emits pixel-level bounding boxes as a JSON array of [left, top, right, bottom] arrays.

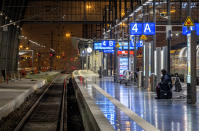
[[138, 71, 143, 88], [149, 73, 156, 91]]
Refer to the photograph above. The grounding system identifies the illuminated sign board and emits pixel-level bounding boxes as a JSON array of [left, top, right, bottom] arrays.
[[94, 42, 114, 50], [195, 23, 199, 35], [130, 40, 143, 47], [130, 23, 156, 35], [182, 23, 199, 35], [94, 41, 143, 51], [101, 40, 116, 47], [119, 57, 128, 76], [118, 41, 143, 50], [143, 23, 155, 35], [103, 50, 114, 53], [182, 25, 195, 35], [117, 51, 134, 55], [130, 23, 143, 35]]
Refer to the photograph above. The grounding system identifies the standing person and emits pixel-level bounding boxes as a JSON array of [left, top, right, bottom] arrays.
[[156, 69, 172, 99], [174, 73, 182, 92], [134, 68, 139, 83]]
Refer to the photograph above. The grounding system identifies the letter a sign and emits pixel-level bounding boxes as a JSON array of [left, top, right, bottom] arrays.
[[130, 22, 155, 35], [143, 23, 155, 35]]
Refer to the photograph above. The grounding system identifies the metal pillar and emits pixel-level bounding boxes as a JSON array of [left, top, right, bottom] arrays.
[[133, 13, 137, 74], [127, 17, 130, 70], [4, 19, 9, 79], [114, 27, 118, 82], [124, 0, 127, 15], [50, 31, 53, 71], [31, 50, 34, 72], [114, 0, 118, 82], [119, 0, 121, 20], [130, 0, 133, 11], [105, 6, 107, 32], [9, 26, 15, 74], [167, 0, 171, 74], [114, 0, 117, 24], [0, 16, 3, 78], [38, 54, 41, 72], [152, 0, 156, 74], [83, 0, 87, 21], [133, 37, 137, 73], [187, 0, 196, 104]]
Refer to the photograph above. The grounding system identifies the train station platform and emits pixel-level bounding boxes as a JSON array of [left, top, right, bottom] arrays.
[[0, 71, 59, 120], [73, 70, 199, 131]]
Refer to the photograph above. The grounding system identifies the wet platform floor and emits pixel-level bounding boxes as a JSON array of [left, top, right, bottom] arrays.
[[79, 71, 199, 131]]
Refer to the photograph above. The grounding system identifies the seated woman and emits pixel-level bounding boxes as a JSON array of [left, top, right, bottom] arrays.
[[156, 69, 172, 99]]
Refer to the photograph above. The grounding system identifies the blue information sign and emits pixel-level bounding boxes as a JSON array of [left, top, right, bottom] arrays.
[[103, 50, 114, 53], [143, 23, 155, 35], [195, 23, 199, 35], [94, 42, 114, 50], [130, 22, 155, 35], [101, 40, 115, 47], [130, 23, 143, 35], [182, 25, 195, 35], [130, 40, 143, 47]]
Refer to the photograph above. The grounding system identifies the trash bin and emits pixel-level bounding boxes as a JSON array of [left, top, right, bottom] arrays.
[[138, 71, 143, 88], [150, 73, 156, 92]]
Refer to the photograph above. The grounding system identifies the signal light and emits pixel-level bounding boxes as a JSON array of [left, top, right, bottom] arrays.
[[37, 53, 41, 57]]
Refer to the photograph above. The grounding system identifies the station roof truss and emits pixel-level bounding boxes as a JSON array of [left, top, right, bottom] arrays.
[[1, 0, 199, 25]]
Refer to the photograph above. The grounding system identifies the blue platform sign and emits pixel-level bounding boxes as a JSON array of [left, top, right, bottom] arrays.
[[143, 23, 155, 35], [182, 25, 195, 35], [130, 23, 142, 35], [94, 42, 114, 50], [101, 40, 115, 47], [130, 40, 143, 47], [103, 50, 114, 53], [195, 23, 199, 35], [130, 22, 155, 35]]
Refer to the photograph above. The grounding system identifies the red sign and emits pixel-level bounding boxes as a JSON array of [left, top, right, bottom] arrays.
[[117, 51, 134, 55]]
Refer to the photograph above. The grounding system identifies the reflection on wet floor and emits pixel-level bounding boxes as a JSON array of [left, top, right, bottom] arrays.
[[80, 73, 199, 131], [95, 77, 199, 131], [87, 84, 143, 131]]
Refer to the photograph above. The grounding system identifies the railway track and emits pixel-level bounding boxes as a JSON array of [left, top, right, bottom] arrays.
[[14, 75, 67, 131]]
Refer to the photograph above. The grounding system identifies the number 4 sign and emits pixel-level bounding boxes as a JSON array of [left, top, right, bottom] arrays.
[[130, 23, 143, 35], [130, 23, 156, 35]]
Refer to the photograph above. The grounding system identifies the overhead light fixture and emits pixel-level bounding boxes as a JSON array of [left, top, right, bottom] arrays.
[[86, 5, 92, 9], [65, 32, 71, 38]]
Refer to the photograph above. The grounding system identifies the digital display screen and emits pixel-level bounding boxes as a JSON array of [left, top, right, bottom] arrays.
[[119, 57, 128, 76]]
